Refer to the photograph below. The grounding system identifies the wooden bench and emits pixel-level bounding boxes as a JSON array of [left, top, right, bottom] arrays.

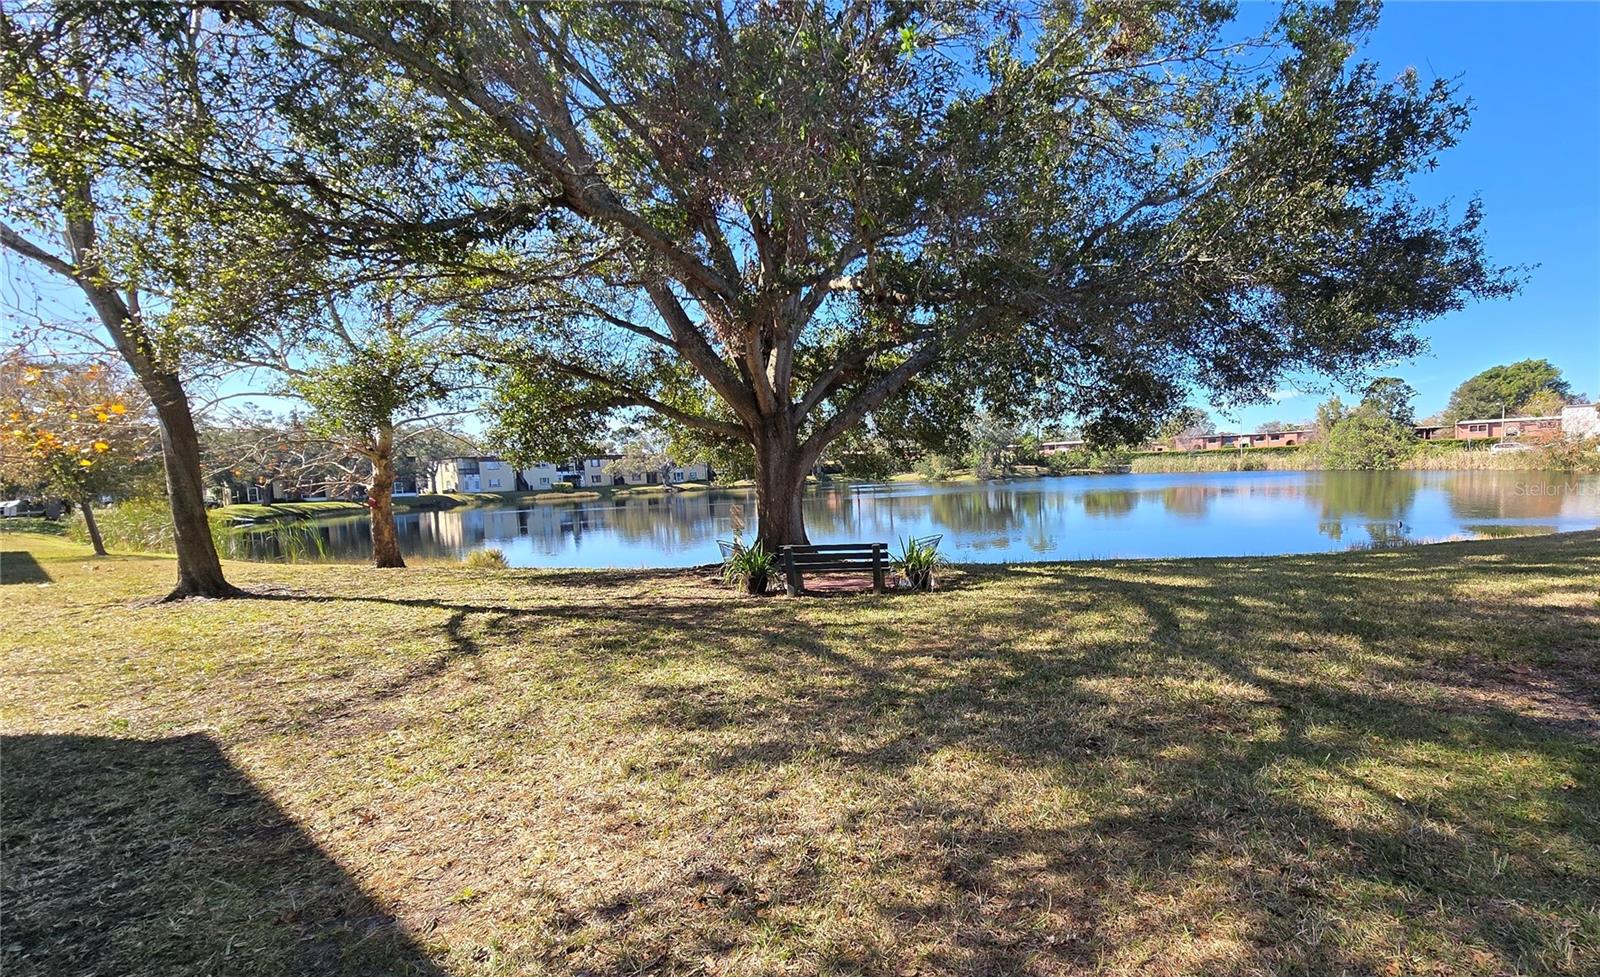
[[779, 543, 888, 596]]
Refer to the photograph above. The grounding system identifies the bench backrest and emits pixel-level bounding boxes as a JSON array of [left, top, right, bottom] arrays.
[[779, 542, 886, 571]]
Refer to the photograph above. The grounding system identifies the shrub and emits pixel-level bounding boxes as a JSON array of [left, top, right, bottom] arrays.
[[0, 517, 66, 536], [66, 497, 333, 561], [225, 521, 330, 562], [1317, 412, 1419, 470], [1533, 437, 1600, 472], [1044, 446, 1134, 474], [894, 536, 947, 591], [1129, 449, 1319, 473], [462, 547, 510, 569], [913, 454, 955, 480], [721, 540, 776, 594]]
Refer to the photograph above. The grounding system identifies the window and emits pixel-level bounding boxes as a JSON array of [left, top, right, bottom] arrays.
[[589, 474, 602, 484], [589, 459, 601, 468], [539, 477, 549, 486], [672, 471, 684, 482], [488, 478, 500, 488]]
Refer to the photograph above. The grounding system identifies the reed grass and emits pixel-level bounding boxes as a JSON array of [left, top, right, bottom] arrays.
[[1131, 439, 1600, 474]]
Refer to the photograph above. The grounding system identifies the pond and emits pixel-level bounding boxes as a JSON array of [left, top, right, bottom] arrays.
[[232, 469, 1600, 568]]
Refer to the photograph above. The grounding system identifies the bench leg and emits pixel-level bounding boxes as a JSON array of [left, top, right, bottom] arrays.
[[873, 545, 886, 594], [785, 556, 802, 597]]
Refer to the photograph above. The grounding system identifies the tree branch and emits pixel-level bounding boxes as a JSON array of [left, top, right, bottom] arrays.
[[0, 222, 77, 280], [800, 312, 996, 459]]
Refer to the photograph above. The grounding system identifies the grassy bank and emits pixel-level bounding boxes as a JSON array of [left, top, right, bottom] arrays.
[[3, 532, 1597, 976], [63, 485, 727, 557], [215, 485, 726, 520], [1131, 441, 1600, 474], [216, 491, 551, 522]]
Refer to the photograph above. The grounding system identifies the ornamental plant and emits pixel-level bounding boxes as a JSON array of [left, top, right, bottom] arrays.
[[0, 352, 152, 555]]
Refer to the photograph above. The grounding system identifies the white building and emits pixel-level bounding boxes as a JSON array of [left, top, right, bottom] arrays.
[[585, 458, 711, 487], [1561, 403, 1600, 439], [669, 461, 711, 483], [433, 454, 714, 493], [432, 456, 515, 493], [518, 462, 564, 489], [570, 456, 613, 487]]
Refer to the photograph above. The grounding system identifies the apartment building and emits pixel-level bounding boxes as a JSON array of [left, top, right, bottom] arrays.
[[432, 455, 713, 492], [431, 456, 517, 493], [1452, 415, 1564, 443]]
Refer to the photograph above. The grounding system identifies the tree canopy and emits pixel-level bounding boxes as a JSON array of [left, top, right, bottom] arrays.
[[0, 353, 154, 553], [1360, 376, 1417, 426], [1442, 359, 1574, 425], [1319, 406, 1416, 470], [4, 0, 1515, 546]]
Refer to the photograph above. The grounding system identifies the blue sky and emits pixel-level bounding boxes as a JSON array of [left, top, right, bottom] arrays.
[[1211, 0, 1600, 430], [5, 2, 1596, 437]]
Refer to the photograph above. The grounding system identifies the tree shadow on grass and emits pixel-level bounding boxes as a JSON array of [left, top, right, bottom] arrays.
[[185, 533, 1597, 973], [0, 550, 51, 584], [593, 534, 1600, 973], [1, 733, 445, 977]]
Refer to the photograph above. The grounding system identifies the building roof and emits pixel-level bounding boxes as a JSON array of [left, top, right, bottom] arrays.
[[1454, 415, 1562, 424]]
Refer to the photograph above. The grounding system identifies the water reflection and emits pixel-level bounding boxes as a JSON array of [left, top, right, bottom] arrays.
[[231, 470, 1600, 568]]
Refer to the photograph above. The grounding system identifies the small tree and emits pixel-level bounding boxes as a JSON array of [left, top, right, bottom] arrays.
[[827, 426, 903, 481], [1518, 388, 1569, 418], [1319, 408, 1418, 470], [1157, 408, 1217, 445], [1361, 377, 1418, 426], [1, 9, 248, 598], [1314, 397, 1349, 440], [965, 411, 1022, 479], [0, 354, 152, 555], [257, 294, 471, 569], [604, 424, 676, 488]]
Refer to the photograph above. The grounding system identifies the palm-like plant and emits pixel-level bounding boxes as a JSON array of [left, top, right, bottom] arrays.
[[721, 539, 777, 595], [894, 536, 946, 591]]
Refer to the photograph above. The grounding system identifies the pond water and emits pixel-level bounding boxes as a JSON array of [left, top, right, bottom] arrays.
[[234, 469, 1600, 568]]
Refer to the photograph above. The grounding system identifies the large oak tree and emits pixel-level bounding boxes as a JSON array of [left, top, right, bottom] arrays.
[[22, 1, 1514, 549]]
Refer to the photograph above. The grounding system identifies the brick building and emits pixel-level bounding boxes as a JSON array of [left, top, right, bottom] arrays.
[[1453, 415, 1564, 442]]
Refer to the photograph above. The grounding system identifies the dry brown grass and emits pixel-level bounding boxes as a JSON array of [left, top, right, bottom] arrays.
[[2, 531, 1598, 976]]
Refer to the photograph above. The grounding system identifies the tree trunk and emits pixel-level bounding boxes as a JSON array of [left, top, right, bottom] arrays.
[[79, 494, 107, 557], [753, 420, 811, 552], [48, 202, 243, 600], [147, 371, 242, 600], [368, 422, 405, 568]]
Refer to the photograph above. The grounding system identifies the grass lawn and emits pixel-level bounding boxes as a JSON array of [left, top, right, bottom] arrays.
[[2, 532, 1597, 976]]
